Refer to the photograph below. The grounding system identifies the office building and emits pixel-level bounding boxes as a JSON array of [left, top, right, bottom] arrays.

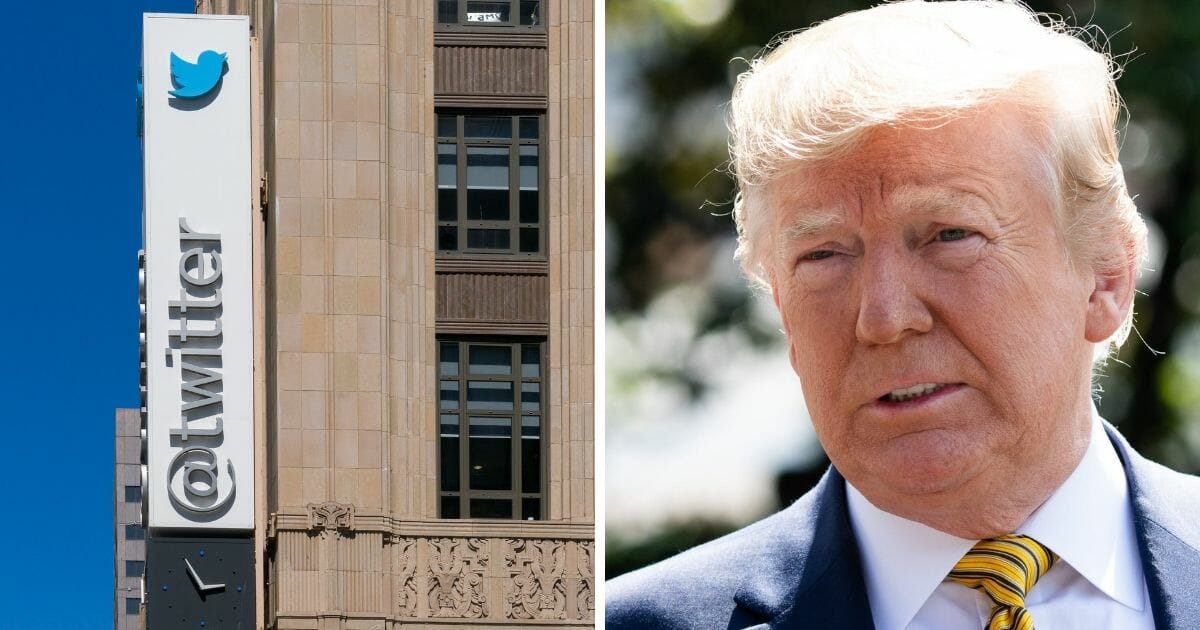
[[114, 408, 147, 629], [131, 0, 594, 627]]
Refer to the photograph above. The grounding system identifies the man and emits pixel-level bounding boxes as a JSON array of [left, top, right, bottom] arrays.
[[606, 2, 1200, 629]]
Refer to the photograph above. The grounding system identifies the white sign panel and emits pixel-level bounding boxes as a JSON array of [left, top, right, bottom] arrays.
[[143, 14, 253, 530]]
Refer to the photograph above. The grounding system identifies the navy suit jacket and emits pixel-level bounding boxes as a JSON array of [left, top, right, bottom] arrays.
[[606, 425, 1200, 629]]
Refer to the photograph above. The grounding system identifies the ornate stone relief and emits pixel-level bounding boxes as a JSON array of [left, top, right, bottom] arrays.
[[394, 538, 418, 617], [576, 541, 595, 620], [272, 522, 594, 622], [427, 537, 489, 618], [307, 501, 354, 538], [503, 538, 567, 620]]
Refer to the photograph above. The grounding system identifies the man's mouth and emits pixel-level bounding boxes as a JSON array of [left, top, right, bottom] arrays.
[[879, 383, 949, 403]]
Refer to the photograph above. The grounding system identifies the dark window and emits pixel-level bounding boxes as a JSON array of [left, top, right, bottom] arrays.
[[125, 597, 140, 615], [437, 113, 543, 256], [439, 339, 544, 519], [125, 560, 145, 578], [124, 524, 145, 540], [435, 0, 542, 29], [124, 485, 142, 502]]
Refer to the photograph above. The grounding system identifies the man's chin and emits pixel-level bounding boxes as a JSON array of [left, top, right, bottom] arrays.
[[849, 463, 992, 533], [849, 438, 988, 499]]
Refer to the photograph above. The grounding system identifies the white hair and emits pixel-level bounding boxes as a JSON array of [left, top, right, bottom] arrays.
[[728, 0, 1147, 360]]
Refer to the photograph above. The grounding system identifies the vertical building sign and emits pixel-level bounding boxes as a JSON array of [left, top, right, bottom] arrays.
[[142, 14, 253, 530]]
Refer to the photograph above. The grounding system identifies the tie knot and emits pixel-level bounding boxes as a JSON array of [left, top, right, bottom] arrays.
[[947, 535, 1058, 609]]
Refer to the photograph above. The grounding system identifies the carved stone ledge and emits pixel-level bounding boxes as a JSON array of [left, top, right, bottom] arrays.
[[307, 501, 354, 537], [271, 511, 593, 540], [270, 513, 596, 623], [272, 532, 596, 624], [275, 615, 591, 628]]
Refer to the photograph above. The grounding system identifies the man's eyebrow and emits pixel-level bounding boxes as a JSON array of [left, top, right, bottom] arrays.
[[775, 187, 991, 244], [778, 212, 844, 241]]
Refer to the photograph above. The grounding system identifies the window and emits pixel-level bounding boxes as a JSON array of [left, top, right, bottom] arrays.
[[124, 524, 145, 540], [437, 113, 543, 256], [436, 0, 542, 28], [124, 485, 142, 502], [125, 597, 141, 615], [438, 339, 544, 519], [125, 560, 145, 578]]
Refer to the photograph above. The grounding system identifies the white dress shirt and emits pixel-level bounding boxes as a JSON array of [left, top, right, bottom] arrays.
[[846, 411, 1155, 630]]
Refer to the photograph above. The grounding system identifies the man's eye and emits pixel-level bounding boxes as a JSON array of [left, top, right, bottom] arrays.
[[801, 250, 836, 261], [937, 228, 969, 242]]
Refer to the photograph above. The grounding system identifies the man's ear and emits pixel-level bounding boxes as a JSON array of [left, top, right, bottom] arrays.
[[1084, 255, 1137, 343]]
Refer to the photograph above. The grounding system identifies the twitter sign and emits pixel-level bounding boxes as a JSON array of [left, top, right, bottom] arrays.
[[168, 50, 227, 100], [142, 13, 254, 533]]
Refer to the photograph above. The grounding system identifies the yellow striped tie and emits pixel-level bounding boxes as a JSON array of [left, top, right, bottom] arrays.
[[946, 535, 1058, 630]]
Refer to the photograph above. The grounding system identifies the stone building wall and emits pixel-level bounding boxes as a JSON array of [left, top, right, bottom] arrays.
[[198, 0, 594, 627]]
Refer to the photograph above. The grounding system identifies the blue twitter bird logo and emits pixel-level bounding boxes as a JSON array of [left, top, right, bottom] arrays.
[[169, 50, 227, 99]]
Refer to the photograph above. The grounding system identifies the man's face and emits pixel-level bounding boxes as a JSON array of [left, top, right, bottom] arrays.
[[765, 105, 1110, 531]]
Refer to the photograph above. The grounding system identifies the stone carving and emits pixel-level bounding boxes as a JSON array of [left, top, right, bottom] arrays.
[[503, 538, 567, 620], [394, 538, 418, 617], [576, 541, 595, 620], [427, 538, 489, 618], [307, 501, 354, 537]]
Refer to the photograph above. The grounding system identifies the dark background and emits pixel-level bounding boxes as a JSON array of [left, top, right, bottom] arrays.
[[605, 0, 1200, 578]]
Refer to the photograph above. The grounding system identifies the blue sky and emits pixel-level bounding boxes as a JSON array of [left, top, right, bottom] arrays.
[[0, 1, 192, 626]]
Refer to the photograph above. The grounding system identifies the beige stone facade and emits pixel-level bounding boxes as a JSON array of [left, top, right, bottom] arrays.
[[196, 1, 594, 627], [114, 408, 147, 629]]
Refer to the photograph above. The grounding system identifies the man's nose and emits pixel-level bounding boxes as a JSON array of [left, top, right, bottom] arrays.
[[854, 251, 934, 345]]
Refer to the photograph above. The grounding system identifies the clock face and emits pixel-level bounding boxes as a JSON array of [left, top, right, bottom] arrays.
[[146, 537, 255, 629]]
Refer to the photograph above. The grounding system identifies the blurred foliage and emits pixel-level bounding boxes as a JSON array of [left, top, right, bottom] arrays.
[[607, 0, 1200, 573], [606, 458, 832, 580]]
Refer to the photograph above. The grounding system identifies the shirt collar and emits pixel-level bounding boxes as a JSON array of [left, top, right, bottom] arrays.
[[1017, 410, 1145, 610], [847, 477, 975, 630], [845, 409, 1145, 630]]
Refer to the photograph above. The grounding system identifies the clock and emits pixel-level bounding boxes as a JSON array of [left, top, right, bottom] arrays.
[[146, 536, 255, 629]]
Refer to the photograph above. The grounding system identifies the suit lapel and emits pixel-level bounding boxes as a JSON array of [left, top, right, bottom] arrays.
[[1106, 424, 1200, 630], [728, 427, 1200, 630], [733, 467, 875, 629]]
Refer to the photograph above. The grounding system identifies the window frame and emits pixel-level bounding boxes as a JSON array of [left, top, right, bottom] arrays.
[[124, 523, 146, 540], [437, 337, 546, 520], [435, 0, 545, 32], [436, 111, 546, 259], [125, 560, 145, 578]]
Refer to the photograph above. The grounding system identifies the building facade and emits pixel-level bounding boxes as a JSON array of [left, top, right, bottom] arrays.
[[173, 1, 594, 627], [114, 408, 147, 629]]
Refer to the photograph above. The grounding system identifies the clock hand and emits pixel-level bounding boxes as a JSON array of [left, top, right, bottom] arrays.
[[184, 558, 226, 592], [184, 557, 207, 589]]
